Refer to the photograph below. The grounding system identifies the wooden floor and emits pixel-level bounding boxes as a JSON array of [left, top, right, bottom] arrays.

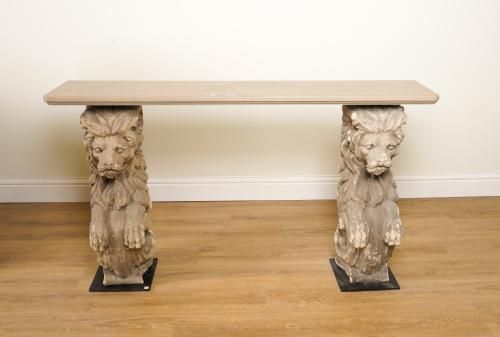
[[0, 198, 499, 337]]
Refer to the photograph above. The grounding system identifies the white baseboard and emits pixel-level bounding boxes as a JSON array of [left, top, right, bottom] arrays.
[[1, 174, 499, 202]]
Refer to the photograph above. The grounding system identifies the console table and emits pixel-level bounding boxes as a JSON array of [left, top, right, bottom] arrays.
[[44, 80, 439, 291]]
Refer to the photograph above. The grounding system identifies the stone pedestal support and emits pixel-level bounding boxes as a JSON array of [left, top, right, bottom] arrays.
[[80, 105, 155, 286], [334, 105, 407, 285]]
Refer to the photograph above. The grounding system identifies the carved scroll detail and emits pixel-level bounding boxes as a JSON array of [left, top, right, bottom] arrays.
[[335, 105, 407, 283], [80, 106, 155, 285]]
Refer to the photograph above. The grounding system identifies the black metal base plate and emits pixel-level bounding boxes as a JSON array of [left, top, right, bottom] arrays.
[[89, 258, 158, 292], [329, 258, 400, 292]]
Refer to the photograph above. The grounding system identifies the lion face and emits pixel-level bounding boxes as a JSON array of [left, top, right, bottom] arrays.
[[355, 132, 399, 176], [91, 135, 135, 179]]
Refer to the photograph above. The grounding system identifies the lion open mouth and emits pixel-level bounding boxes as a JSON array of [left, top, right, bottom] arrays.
[[366, 166, 389, 176], [100, 169, 120, 179]]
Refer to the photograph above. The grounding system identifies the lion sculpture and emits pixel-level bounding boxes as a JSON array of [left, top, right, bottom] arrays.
[[80, 106, 155, 285], [334, 105, 407, 283]]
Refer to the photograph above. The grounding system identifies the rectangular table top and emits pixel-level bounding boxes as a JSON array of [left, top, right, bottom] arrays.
[[44, 80, 439, 105]]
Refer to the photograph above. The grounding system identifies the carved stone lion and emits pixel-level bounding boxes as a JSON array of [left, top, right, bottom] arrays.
[[80, 106, 155, 285], [335, 105, 407, 283]]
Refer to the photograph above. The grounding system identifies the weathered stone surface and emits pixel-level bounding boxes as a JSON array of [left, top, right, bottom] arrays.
[[335, 105, 406, 283], [80, 106, 155, 285]]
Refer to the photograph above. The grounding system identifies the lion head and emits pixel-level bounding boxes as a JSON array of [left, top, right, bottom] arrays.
[[342, 105, 406, 176], [81, 106, 143, 179], [80, 106, 149, 209], [338, 105, 407, 206]]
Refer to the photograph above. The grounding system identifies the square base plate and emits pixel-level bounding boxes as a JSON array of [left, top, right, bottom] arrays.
[[89, 258, 158, 292], [329, 258, 400, 292]]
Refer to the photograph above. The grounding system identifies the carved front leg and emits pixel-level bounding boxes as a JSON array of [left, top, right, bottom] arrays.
[[383, 202, 403, 246], [384, 219, 402, 246], [124, 203, 146, 249], [89, 204, 108, 252], [344, 200, 369, 249]]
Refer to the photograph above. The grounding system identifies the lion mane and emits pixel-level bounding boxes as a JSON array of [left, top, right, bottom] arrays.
[[338, 105, 407, 209], [80, 106, 150, 211]]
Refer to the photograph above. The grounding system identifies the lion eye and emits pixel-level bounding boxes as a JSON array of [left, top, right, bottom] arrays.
[[387, 145, 396, 151], [115, 147, 124, 153], [364, 144, 374, 150], [93, 147, 103, 153]]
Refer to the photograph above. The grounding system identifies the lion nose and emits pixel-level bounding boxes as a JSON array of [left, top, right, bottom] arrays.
[[102, 162, 115, 169]]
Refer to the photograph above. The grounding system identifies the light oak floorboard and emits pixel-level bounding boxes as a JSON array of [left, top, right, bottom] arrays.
[[0, 198, 499, 337]]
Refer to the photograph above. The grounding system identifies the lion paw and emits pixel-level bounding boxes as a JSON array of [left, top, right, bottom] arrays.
[[90, 223, 109, 252], [124, 223, 146, 249], [384, 219, 403, 246], [348, 221, 369, 249]]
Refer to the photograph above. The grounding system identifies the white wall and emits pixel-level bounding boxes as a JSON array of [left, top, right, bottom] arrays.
[[1, 0, 499, 201]]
